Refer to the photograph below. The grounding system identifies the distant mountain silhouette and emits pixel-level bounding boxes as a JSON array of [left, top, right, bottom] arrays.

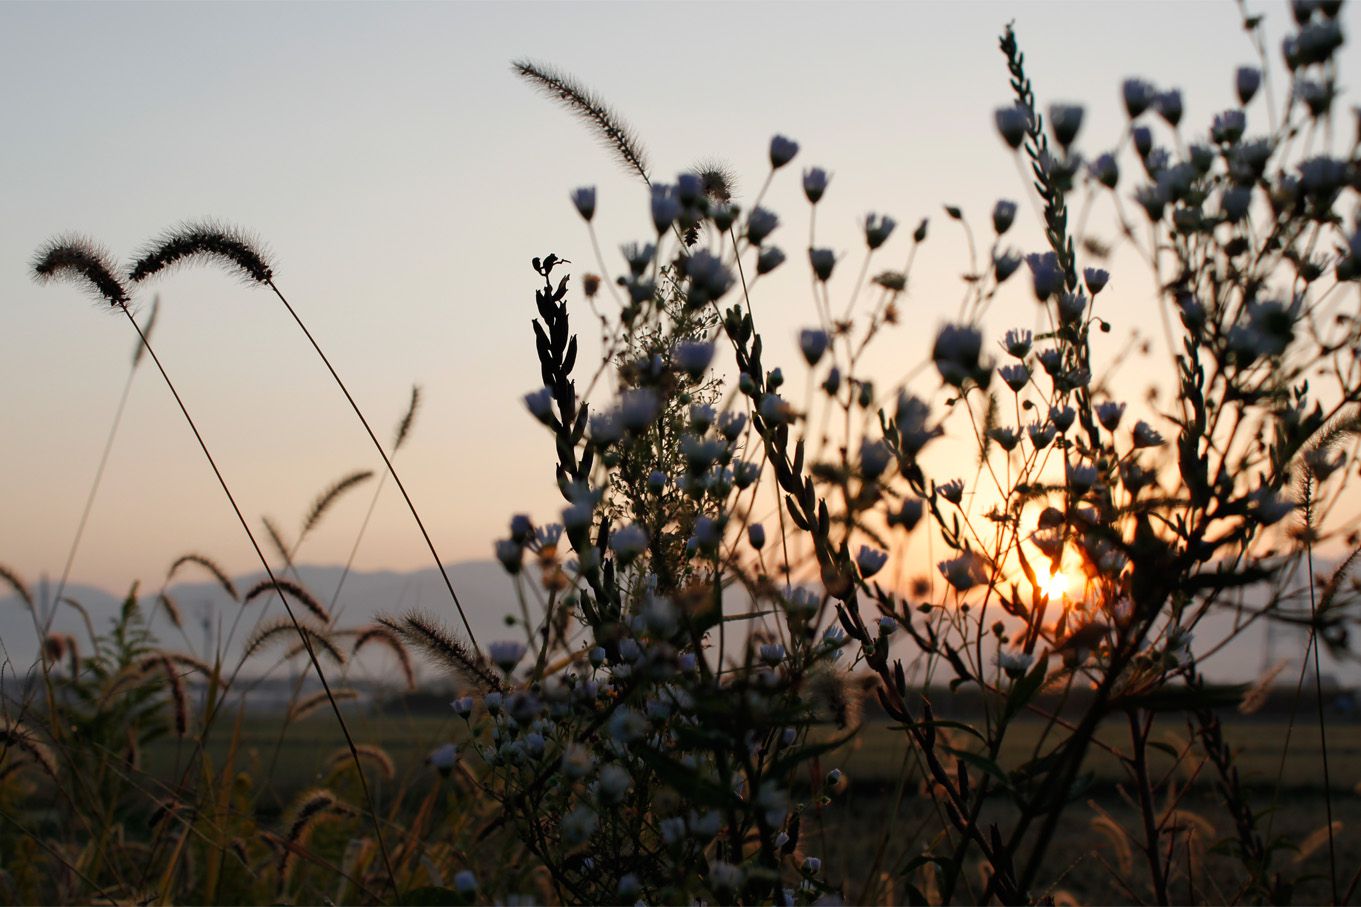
[[0, 560, 519, 682]]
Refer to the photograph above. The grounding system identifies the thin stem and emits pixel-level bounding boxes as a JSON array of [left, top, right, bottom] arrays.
[[267, 280, 478, 648], [115, 304, 399, 899]]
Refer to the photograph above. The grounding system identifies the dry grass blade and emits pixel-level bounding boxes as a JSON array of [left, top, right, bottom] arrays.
[[139, 653, 190, 737], [31, 235, 130, 306], [512, 59, 650, 183], [0, 564, 34, 612], [290, 688, 358, 722], [302, 470, 374, 536], [352, 624, 416, 690], [377, 611, 503, 692], [0, 720, 59, 782], [279, 789, 338, 882], [325, 743, 396, 781], [157, 592, 184, 630], [244, 617, 345, 665], [393, 384, 421, 452], [261, 517, 293, 570], [128, 220, 273, 284], [167, 552, 239, 601], [244, 577, 330, 623]]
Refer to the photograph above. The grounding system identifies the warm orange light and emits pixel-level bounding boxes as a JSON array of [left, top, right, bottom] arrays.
[[1031, 558, 1084, 602]]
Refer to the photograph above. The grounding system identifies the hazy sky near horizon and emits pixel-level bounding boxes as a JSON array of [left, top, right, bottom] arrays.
[[3, 0, 1360, 596]]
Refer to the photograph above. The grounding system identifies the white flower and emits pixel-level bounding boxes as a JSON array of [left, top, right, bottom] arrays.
[[856, 545, 888, 578], [1132, 420, 1165, 448], [938, 551, 987, 591], [769, 134, 799, 169], [746, 206, 779, 246], [427, 743, 459, 775], [560, 806, 598, 847], [802, 167, 830, 203], [488, 640, 527, 673], [650, 184, 681, 233], [759, 643, 786, 666], [757, 246, 787, 274], [570, 186, 596, 222], [994, 648, 1035, 679], [609, 524, 649, 564], [596, 763, 633, 804]]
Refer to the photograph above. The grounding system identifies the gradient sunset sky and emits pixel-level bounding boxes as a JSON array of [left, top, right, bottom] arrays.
[[4, 0, 1359, 597]]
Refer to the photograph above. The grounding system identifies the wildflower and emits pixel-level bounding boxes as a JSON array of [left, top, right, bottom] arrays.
[[610, 524, 649, 564], [1057, 291, 1087, 324], [427, 743, 458, 776], [827, 768, 844, 787], [560, 806, 598, 847], [718, 410, 747, 440], [1122, 77, 1157, 118], [1067, 461, 1099, 493], [1049, 405, 1076, 432], [758, 393, 794, 426], [1297, 79, 1333, 117], [733, 460, 760, 488], [1084, 267, 1109, 295], [673, 340, 715, 379], [570, 186, 596, 222], [689, 516, 722, 555], [488, 640, 527, 674], [618, 875, 641, 900], [787, 587, 819, 618], [992, 199, 1018, 235], [857, 546, 888, 578], [760, 643, 786, 666], [995, 648, 1035, 679], [1096, 400, 1126, 431], [1134, 183, 1168, 221], [770, 134, 799, 168], [1026, 252, 1063, 301], [864, 213, 897, 249], [494, 539, 523, 574], [897, 393, 941, 455], [685, 249, 734, 305], [938, 551, 986, 591], [710, 861, 745, 891], [752, 245, 787, 276], [1003, 328, 1033, 358], [1250, 488, 1295, 526], [1048, 103, 1084, 148], [890, 497, 924, 531], [1236, 66, 1262, 104], [988, 426, 1021, 451], [808, 247, 837, 281], [995, 104, 1029, 148], [803, 167, 830, 203], [1028, 422, 1057, 449], [937, 478, 964, 505], [994, 249, 1023, 282], [710, 201, 739, 231], [746, 206, 779, 246], [1086, 152, 1119, 190], [596, 763, 633, 804], [803, 856, 823, 875], [588, 410, 622, 446], [619, 388, 661, 431], [660, 815, 686, 845], [1132, 420, 1165, 448], [689, 403, 716, 433], [454, 870, 477, 894], [1211, 109, 1247, 145], [800, 328, 830, 366], [523, 388, 554, 424], [651, 185, 681, 233], [822, 625, 848, 658], [860, 438, 892, 479], [451, 696, 474, 719], [621, 241, 655, 276], [932, 324, 990, 388], [609, 707, 648, 745], [1155, 89, 1184, 127]]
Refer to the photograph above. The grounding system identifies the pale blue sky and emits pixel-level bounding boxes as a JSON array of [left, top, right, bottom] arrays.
[[3, 0, 1357, 594]]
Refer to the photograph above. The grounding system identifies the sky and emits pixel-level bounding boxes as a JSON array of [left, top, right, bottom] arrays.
[[3, 0, 1360, 608]]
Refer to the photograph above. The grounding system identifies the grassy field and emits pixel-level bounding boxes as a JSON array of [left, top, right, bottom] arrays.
[[139, 706, 1358, 902]]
